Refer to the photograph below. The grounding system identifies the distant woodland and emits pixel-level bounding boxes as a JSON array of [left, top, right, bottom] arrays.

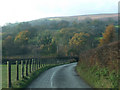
[[2, 15, 118, 57]]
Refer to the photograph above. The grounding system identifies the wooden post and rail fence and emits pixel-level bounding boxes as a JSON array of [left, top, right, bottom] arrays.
[[2, 56, 78, 88]]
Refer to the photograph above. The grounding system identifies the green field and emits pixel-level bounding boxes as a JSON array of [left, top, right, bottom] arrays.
[[2, 64, 23, 88], [0, 65, 2, 90]]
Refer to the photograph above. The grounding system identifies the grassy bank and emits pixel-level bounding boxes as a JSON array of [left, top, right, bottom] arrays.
[[76, 41, 120, 88], [76, 63, 119, 88]]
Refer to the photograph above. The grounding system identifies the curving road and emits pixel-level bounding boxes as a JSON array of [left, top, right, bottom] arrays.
[[28, 63, 91, 88]]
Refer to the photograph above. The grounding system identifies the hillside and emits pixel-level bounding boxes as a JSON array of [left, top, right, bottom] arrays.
[[2, 13, 118, 57], [29, 13, 118, 26], [48, 13, 118, 21]]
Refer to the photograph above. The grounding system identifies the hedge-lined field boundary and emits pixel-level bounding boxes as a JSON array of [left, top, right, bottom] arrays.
[[76, 41, 120, 88]]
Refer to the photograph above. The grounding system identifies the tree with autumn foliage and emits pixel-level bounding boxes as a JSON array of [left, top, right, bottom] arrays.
[[13, 30, 30, 55], [14, 30, 30, 45], [69, 32, 89, 56], [99, 25, 116, 46]]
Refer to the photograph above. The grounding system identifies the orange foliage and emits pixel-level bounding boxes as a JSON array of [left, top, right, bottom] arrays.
[[14, 30, 30, 44], [99, 25, 115, 46], [69, 32, 89, 47]]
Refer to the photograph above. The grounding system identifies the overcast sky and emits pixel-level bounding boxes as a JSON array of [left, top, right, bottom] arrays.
[[0, 0, 119, 26]]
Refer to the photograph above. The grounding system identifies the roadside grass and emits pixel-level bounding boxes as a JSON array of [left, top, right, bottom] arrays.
[[76, 63, 119, 88], [2, 62, 70, 88]]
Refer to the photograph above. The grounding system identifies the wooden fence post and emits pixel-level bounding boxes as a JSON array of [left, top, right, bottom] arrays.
[[32, 59, 34, 72], [38, 60, 39, 69], [40, 60, 41, 68], [7, 61, 11, 88], [26, 60, 28, 76], [46, 60, 48, 66], [44, 59, 46, 67], [41, 59, 43, 67], [43, 60, 44, 67], [43, 59, 44, 67], [34, 60, 35, 71], [36, 60, 37, 70], [35, 60, 37, 71], [36, 60, 38, 70], [21, 60, 24, 79], [33, 59, 35, 71], [47, 60, 48, 66], [39, 60, 40, 69], [35, 60, 37, 70], [40, 59, 42, 68], [29, 60, 31, 73], [16, 61, 19, 81], [39, 60, 41, 68]]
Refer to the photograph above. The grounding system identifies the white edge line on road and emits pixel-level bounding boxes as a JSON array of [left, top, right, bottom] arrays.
[[50, 64, 70, 88], [50, 68, 57, 88]]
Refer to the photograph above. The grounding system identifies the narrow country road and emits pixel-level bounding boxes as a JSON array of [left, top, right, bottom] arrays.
[[28, 63, 91, 88]]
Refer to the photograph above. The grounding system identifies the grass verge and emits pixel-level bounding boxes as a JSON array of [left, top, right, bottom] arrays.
[[76, 63, 119, 88]]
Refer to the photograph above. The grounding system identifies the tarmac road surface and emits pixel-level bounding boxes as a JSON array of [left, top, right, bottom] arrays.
[[28, 62, 91, 88]]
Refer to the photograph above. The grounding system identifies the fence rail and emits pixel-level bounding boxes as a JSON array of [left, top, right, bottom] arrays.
[[3, 57, 78, 88]]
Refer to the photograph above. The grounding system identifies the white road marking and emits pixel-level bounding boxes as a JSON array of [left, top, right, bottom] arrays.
[[50, 68, 57, 88]]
